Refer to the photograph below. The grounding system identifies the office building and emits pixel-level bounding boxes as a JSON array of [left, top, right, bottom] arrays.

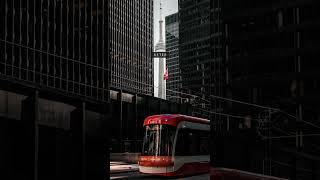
[[165, 13, 181, 102], [0, 1, 108, 179], [179, 0, 213, 108], [0, 0, 108, 101], [212, 0, 320, 130], [109, 0, 154, 96], [210, 0, 320, 178]]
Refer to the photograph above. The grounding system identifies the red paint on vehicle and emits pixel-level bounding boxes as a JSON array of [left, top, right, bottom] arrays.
[[138, 156, 173, 167], [143, 114, 209, 127]]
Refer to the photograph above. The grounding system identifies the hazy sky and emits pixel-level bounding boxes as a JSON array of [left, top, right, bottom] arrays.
[[154, 0, 178, 45]]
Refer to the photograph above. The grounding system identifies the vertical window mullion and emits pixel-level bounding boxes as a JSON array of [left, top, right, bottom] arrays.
[[19, 0, 22, 79], [96, 0, 99, 99], [84, 0, 88, 96], [26, 0, 29, 81], [46, 0, 49, 86], [78, 0, 81, 94], [71, 0, 75, 93], [31, 0, 34, 81], [53, 0, 56, 88], [60, 0, 63, 89], [89, 0, 93, 98], [65, 0, 69, 91], [90, 0, 94, 98], [71, 0, 74, 93], [102, 0, 105, 100], [4, 0, 7, 75], [39, 0, 43, 84], [72, 0, 75, 92], [11, 0, 15, 77]]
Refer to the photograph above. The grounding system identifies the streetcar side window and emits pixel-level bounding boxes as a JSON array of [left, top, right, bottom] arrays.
[[199, 130, 209, 155], [175, 128, 209, 156], [175, 129, 189, 156]]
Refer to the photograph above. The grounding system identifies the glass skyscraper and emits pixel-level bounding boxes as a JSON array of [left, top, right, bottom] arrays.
[[165, 13, 181, 102], [109, 0, 154, 96], [0, 0, 108, 102]]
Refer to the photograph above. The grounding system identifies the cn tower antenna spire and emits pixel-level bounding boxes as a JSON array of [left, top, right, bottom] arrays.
[[158, 0, 164, 44], [160, 0, 163, 21]]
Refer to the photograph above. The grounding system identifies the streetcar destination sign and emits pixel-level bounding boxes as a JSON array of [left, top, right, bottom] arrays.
[[152, 52, 167, 58]]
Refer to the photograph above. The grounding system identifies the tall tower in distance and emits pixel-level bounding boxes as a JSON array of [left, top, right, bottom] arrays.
[[154, 0, 166, 99]]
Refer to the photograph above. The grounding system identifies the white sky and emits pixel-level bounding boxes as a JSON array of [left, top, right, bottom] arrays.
[[153, 0, 178, 45]]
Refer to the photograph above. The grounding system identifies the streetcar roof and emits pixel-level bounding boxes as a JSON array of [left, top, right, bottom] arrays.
[[143, 114, 210, 126]]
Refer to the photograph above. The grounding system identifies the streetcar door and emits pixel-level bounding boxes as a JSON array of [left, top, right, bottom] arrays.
[[164, 125, 175, 175]]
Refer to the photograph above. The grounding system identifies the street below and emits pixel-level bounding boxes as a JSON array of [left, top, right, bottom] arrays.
[[110, 161, 209, 180]]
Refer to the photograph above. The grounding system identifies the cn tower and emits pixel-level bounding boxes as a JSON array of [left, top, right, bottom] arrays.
[[154, 0, 166, 99]]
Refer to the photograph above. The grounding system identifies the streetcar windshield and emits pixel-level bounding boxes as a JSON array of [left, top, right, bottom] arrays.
[[142, 124, 176, 156]]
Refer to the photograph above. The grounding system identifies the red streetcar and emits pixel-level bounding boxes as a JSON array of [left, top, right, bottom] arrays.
[[138, 114, 210, 176]]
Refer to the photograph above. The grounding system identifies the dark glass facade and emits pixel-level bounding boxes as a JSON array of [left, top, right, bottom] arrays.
[[213, 0, 320, 128], [211, 0, 320, 178], [179, 0, 213, 113], [0, 0, 108, 102], [109, 0, 153, 96], [165, 13, 181, 102]]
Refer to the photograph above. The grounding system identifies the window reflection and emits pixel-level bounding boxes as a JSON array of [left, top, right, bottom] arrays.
[[142, 124, 176, 156]]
